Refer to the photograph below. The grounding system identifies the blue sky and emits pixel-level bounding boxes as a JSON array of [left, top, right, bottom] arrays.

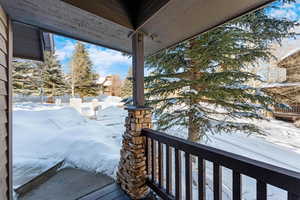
[[54, 35, 131, 79], [266, 0, 300, 20], [54, 0, 300, 80]]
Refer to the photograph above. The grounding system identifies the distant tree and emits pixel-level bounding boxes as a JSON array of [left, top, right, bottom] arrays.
[[12, 60, 40, 95], [70, 42, 99, 97], [36, 51, 68, 97], [145, 0, 298, 142], [120, 67, 133, 98], [111, 74, 122, 96]]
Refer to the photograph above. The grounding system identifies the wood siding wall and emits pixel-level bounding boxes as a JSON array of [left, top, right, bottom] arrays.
[[0, 4, 11, 200]]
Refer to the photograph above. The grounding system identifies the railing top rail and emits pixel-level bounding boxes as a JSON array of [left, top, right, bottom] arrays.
[[142, 128, 300, 195]]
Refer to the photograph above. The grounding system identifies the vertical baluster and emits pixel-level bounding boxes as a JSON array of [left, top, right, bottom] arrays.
[[213, 163, 222, 200], [158, 142, 164, 188], [145, 137, 149, 176], [256, 180, 267, 200], [185, 153, 192, 200], [151, 139, 156, 182], [175, 149, 182, 200], [198, 157, 206, 200], [166, 145, 172, 195], [288, 192, 300, 200], [232, 171, 241, 200]]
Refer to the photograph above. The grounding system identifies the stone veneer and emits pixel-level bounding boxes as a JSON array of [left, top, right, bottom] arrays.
[[117, 106, 152, 199]]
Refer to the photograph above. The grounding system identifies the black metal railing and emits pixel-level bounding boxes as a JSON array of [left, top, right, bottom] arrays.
[[142, 128, 300, 200]]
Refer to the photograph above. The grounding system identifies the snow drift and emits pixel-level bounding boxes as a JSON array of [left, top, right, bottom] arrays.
[[13, 103, 126, 188]]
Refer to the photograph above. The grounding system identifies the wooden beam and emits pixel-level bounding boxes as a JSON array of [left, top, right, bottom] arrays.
[[12, 22, 44, 61], [61, 0, 133, 29], [135, 0, 170, 29], [132, 32, 145, 107]]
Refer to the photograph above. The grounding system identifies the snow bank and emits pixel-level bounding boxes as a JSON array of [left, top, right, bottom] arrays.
[[97, 106, 127, 123], [72, 96, 124, 117], [13, 103, 123, 188], [13, 102, 64, 111], [100, 96, 123, 109]]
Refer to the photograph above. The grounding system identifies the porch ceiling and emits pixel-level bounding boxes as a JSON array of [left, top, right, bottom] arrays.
[[0, 0, 273, 56]]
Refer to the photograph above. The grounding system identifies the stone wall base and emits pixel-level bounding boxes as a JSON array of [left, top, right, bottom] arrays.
[[117, 107, 152, 199]]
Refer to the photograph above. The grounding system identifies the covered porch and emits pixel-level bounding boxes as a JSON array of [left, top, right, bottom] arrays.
[[0, 0, 300, 200]]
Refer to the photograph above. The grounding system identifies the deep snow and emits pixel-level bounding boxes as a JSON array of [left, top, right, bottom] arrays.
[[13, 100, 300, 199], [13, 103, 124, 189]]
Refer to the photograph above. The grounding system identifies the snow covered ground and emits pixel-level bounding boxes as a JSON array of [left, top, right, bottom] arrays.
[[13, 102, 126, 189], [167, 118, 300, 199], [169, 118, 300, 172], [13, 99, 300, 199]]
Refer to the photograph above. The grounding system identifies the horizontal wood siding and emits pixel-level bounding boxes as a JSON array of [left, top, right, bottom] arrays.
[[0, 67, 7, 82], [0, 5, 8, 200], [0, 35, 6, 54], [0, 6, 7, 27], [0, 19, 7, 41], [0, 80, 7, 95], [0, 50, 6, 68]]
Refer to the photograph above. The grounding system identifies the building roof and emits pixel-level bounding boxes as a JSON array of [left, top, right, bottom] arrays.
[[97, 77, 106, 85], [278, 49, 300, 68], [262, 83, 300, 103], [0, 0, 273, 57], [103, 81, 112, 87]]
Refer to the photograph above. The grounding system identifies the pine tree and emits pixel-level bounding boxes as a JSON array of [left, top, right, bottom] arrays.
[[36, 51, 68, 97], [12, 59, 41, 95], [145, 0, 297, 142], [120, 67, 133, 98], [71, 42, 99, 97]]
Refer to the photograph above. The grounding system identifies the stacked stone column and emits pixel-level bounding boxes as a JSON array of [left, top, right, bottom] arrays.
[[117, 106, 152, 199]]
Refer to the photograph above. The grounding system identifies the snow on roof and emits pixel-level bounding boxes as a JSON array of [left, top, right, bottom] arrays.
[[271, 36, 300, 61], [280, 47, 300, 62], [255, 34, 300, 80], [97, 77, 106, 84], [103, 80, 112, 86]]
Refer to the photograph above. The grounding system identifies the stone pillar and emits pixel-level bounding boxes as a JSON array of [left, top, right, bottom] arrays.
[[117, 106, 152, 199]]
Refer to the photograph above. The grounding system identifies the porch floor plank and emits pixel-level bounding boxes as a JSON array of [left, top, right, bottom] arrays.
[[78, 183, 131, 200], [19, 168, 114, 200]]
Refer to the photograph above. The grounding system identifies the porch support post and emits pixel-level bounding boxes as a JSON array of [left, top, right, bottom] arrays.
[[132, 32, 145, 107], [117, 32, 151, 199]]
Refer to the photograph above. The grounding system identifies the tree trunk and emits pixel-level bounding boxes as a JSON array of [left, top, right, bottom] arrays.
[[71, 60, 75, 97], [186, 39, 206, 142], [187, 111, 205, 142], [187, 113, 198, 142], [52, 83, 55, 97]]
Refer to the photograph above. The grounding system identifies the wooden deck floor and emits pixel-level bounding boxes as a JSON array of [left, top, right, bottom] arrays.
[[17, 167, 115, 200], [77, 183, 131, 200], [274, 112, 300, 122]]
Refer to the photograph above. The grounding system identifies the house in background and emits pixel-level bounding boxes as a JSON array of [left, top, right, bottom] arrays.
[[0, 0, 300, 200], [97, 75, 122, 96], [261, 46, 300, 121]]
